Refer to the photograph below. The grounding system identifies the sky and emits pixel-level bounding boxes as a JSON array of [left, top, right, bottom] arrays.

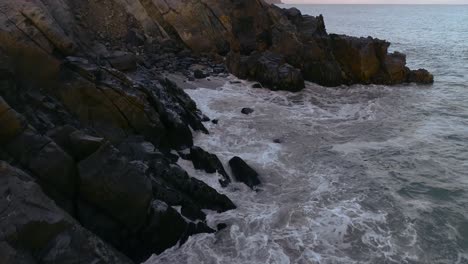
[[282, 0, 468, 3]]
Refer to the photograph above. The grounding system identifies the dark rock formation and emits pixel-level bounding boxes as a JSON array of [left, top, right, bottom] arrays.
[[0, 161, 132, 264], [187, 146, 231, 187], [227, 51, 305, 91], [0, 1, 238, 262], [116, 0, 431, 90], [229, 157, 261, 189], [241, 108, 255, 115]]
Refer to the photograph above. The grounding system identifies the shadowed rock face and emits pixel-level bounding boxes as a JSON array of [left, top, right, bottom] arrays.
[[0, 1, 237, 262], [0, 0, 433, 262]]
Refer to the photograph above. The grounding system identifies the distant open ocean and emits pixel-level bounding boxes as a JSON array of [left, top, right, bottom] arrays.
[[146, 5, 468, 264]]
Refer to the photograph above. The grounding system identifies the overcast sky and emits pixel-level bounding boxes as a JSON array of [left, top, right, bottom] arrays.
[[282, 0, 468, 3]]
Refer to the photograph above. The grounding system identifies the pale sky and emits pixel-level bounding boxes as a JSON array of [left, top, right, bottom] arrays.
[[283, 0, 468, 3]]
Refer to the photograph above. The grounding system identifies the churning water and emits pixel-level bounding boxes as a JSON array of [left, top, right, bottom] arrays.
[[146, 5, 468, 264]]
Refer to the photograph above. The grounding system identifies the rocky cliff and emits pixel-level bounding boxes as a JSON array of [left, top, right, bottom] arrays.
[[0, 0, 433, 263]]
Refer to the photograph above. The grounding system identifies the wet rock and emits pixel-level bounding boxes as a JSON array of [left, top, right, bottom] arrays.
[[252, 83, 263, 88], [189, 146, 231, 187], [241, 108, 254, 115], [229, 156, 261, 189], [0, 161, 132, 264], [194, 69, 208, 79], [182, 222, 216, 244], [136, 200, 188, 261], [227, 51, 305, 91], [273, 138, 283, 144], [217, 223, 228, 231], [408, 69, 434, 84], [149, 160, 236, 213], [201, 114, 211, 122], [211, 119, 219, 124]]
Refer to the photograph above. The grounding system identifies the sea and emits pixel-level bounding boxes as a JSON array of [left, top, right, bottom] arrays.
[[145, 5, 468, 264]]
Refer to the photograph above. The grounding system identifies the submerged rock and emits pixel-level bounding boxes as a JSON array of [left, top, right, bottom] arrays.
[[241, 108, 255, 115], [229, 157, 261, 189]]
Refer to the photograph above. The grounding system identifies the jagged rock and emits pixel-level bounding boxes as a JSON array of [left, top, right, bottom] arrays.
[[227, 51, 305, 91], [135, 0, 432, 88], [229, 156, 261, 189], [137, 200, 188, 258], [0, 0, 435, 262], [0, 161, 133, 264], [149, 159, 236, 213], [189, 146, 231, 187]]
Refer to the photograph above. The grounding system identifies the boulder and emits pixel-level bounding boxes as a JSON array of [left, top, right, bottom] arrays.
[[229, 157, 261, 189], [149, 159, 236, 213], [189, 146, 231, 187], [137, 200, 188, 258], [408, 69, 434, 84], [241, 108, 254, 115], [227, 51, 305, 91]]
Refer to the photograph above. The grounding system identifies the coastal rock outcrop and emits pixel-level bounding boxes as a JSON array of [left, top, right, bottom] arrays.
[[132, 0, 433, 90], [0, 0, 434, 262], [229, 157, 262, 189]]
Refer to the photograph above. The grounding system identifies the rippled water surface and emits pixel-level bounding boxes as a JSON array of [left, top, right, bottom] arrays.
[[146, 5, 468, 264]]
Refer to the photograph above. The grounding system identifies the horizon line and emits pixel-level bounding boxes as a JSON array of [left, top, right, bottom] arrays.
[[279, 3, 468, 4]]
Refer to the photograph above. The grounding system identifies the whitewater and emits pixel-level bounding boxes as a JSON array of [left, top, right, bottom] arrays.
[[146, 5, 468, 264]]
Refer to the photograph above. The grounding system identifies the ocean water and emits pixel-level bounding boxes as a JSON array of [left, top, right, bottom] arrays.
[[145, 5, 468, 264]]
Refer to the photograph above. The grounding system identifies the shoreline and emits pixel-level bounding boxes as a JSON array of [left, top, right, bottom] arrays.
[[0, 1, 437, 263]]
